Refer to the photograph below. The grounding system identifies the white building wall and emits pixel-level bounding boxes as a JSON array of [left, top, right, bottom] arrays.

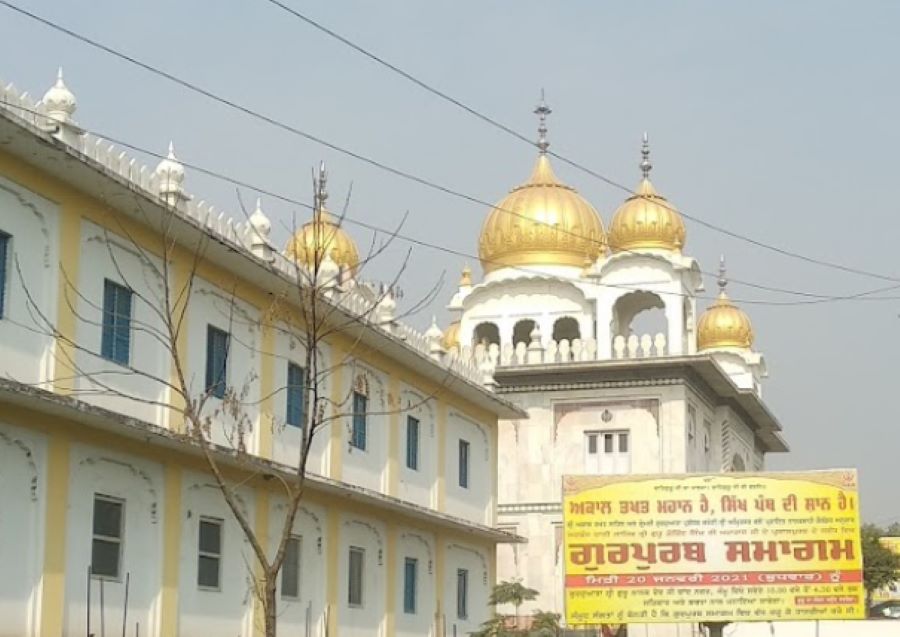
[[74, 220, 170, 426], [186, 279, 261, 451], [443, 542, 490, 637], [397, 388, 437, 509], [444, 411, 491, 525], [269, 497, 328, 637], [0, 421, 45, 637], [338, 514, 387, 637], [395, 528, 436, 637], [178, 473, 255, 637], [62, 444, 163, 637], [270, 330, 332, 477], [0, 177, 58, 387], [340, 364, 389, 494], [496, 511, 564, 618]]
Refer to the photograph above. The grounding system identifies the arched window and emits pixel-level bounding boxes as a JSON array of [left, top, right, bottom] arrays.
[[611, 291, 667, 337], [512, 319, 536, 347], [472, 322, 500, 348], [552, 316, 581, 342], [730, 454, 746, 472]]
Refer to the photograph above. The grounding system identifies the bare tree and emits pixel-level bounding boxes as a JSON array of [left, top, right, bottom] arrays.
[[17, 161, 449, 637]]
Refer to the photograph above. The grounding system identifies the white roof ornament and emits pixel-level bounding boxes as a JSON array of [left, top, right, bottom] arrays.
[[248, 197, 273, 260], [42, 68, 83, 145], [155, 141, 189, 207], [425, 316, 444, 341]]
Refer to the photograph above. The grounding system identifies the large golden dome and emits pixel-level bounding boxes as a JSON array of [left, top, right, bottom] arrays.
[[478, 154, 605, 273], [608, 135, 686, 253], [697, 260, 754, 350], [283, 164, 360, 275], [478, 96, 605, 274]]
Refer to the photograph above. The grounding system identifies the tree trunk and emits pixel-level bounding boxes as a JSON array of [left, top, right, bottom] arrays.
[[264, 572, 278, 637]]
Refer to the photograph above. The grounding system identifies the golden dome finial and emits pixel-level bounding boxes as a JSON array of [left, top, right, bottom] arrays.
[[697, 255, 755, 351], [607, 132, 687, 253], [640, 131, 652, 179], [314, 161, 329, 216], [717, 254, 728, 295], [534, 89, 551, 154]]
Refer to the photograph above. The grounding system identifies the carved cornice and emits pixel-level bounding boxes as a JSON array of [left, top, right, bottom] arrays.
[[498, 502, 562, 515]]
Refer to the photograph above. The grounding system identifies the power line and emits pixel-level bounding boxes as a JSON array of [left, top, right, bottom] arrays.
[[259, 0, 900, 286], [4, 98, 899, 309], [2, 0, 898, 303]]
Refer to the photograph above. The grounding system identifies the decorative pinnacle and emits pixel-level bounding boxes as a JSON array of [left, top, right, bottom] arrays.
[[460, 264, 472, 287], [717, 254, 728, 294], [534, 89, 552, 154], [167, 140, 176, 159], [56, 67, 64, 84], [640, 131, 652, 179], [315, 161, 328, 212]]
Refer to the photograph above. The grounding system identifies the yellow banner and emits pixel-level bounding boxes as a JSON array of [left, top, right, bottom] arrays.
[[562, 471, 864, 625]]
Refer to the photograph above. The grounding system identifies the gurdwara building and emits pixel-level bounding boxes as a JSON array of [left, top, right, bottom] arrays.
[[437, 98, 789, 632]]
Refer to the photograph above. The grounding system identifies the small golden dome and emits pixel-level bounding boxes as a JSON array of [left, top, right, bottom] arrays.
[[608, 134, 686, 253], [697, 259, 754, 350], [283, 164, 360, 275], [478, 95, 605, 274], [442, 320, 461, 350], [284, 209, 360, 275], [478, 154, 605, 273]]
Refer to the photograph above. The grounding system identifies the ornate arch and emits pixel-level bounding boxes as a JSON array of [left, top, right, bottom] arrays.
[[0, 429, 38, 501], [400, 532, 434, 574], [80, 456, 159, 523], [448, 543, 488, 585], [343, 519, 384, 565]]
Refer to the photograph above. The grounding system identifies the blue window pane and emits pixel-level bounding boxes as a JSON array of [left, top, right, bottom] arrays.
[[100, 279, 132, 365], [205, 326, 229, 399], [403, 557, 417, 614], [286, 363, 306, 428], [406, 416, 419, 470], [0, 232, 9, 318], [351, 392, 367, 450], [458, 440, 470, 489]]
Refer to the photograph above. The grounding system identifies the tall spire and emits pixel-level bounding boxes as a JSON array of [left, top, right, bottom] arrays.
[[717, 254, 728, 295], [640, 131, 652, 179], [534, 89, 552, 154]]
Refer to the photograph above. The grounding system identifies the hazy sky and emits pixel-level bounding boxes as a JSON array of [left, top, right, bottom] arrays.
[[2, 1, 898, 521]]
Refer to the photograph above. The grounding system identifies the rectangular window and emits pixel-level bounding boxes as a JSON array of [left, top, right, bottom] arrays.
[[348, 546, 364, 607], [406, 416, 419, 470], [205, 325, 229, 399], [91, 495, 124, 579], [584, 430, 630, 475], [281, 536, 301, 599], [197, 517, 223, 589], [458, 439, 470, 489], [286, 363, 306, 428], [456, 568, 468, 619], [100, 279, 133, 365], [351, 392, 367, 451], [0, 232, 9, 318], [403, 557, 418, 614]]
